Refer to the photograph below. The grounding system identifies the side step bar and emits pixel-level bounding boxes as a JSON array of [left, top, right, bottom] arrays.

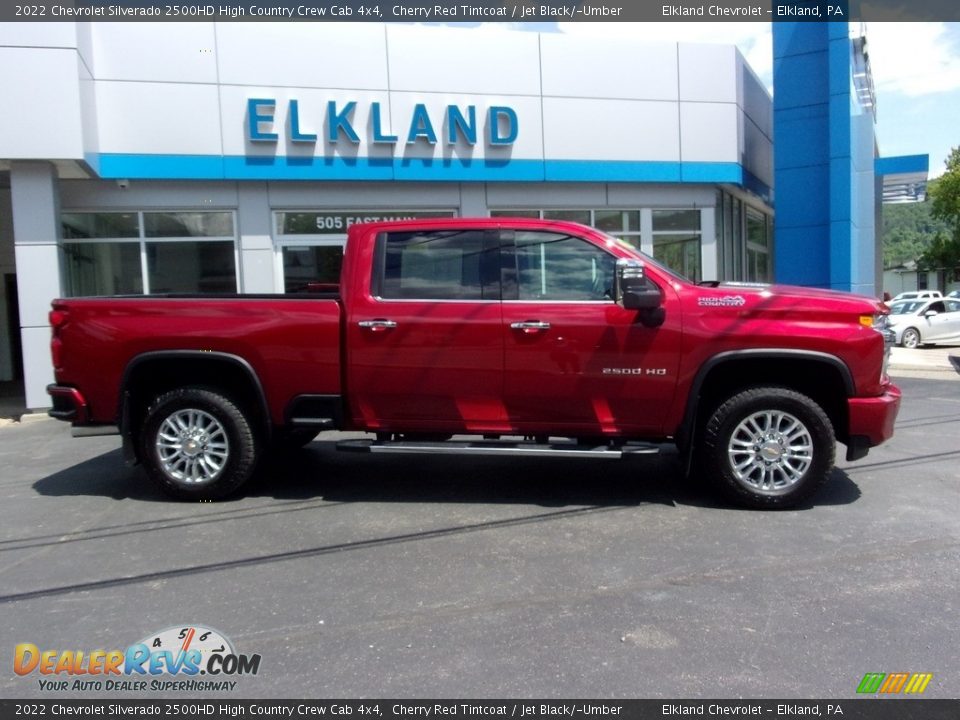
[[336, 439, 660, 459]]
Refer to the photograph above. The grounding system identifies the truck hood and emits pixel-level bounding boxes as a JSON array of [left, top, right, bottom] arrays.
[[691, 282, 884, 314]]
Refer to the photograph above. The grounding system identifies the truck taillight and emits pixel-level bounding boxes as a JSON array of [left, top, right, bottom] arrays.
[[49, 308, 68, 370], [49, 309, 68, 330]]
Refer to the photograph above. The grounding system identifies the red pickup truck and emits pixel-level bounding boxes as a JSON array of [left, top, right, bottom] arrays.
[[47, 218, 900, 508]]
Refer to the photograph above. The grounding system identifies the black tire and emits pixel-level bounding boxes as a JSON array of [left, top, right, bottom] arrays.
[[139, 388, 259, 500], [698, 387, 835, 509], [901, 327, 921, 349]]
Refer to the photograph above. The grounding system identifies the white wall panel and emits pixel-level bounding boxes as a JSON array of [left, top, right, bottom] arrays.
[[79, 58, 99, 158], [542, 98, 679, 162], [20, 326, 55, 410], [0, 48, 83, 159], [0, 22, 76, 48], [738, 53, 772, 140], [94, 81, 222, 155], [680, 103, 738, 163], [92, 23, 218, 83], [742, 114, 773, 187], [14, 244, 61, 327], [216, 23, 388, 90], [387, 26, 540, 96], [541, 35, 678, 101], [678, 43, 736, 103]]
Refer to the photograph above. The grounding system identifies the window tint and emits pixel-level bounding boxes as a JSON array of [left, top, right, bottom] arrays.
[[513, 232, 615, 301], [927, 301, 946, 313], [379, 230, 497, 300]]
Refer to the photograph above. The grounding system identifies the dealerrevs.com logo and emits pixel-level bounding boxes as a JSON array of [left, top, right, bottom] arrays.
[[14, 625, 261, 693], [856, 672, 933, 695]]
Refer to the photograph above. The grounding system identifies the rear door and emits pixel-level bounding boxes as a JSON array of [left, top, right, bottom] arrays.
[[922, 300, 950, 341], [500, 229, 682, 436], [932, 299, 960, 342], [345, 228, 505, 432]]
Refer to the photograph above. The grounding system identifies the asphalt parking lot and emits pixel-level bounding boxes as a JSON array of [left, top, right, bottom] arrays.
[[0, 374, 957, 699]]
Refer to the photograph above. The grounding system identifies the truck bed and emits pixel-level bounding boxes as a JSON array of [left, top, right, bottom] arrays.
[[51, 294, 343, 426]]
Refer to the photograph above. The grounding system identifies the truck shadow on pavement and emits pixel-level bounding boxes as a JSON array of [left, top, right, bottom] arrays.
[[31, 440, 862, 511]]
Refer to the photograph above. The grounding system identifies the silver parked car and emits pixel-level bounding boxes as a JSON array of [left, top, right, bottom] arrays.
[[891, 290, 942, 302], [884, 298, 960, 348]]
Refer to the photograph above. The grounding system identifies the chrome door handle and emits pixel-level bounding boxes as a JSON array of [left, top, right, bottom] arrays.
[[358, 319, 397, 332], [510, 321, 551, 332]]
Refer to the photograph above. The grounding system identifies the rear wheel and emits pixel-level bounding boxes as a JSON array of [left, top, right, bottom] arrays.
[[698, 387, 835, 509], [140, 388, 259, 500], [901, 327, 921, 349]]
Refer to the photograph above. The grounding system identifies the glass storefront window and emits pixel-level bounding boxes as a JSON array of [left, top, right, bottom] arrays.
[[61, 213, 139, 239], [282, 246, 344, 293], [542, 209, 591, 224], [489, 210, 539, 219], [62, 242, 143, 296], [652, 209, 700, 232], [594, 210, 640, 234], [144, 212, 234, 238], [60, 211, 239, 296], [146, 241, 237, 294], [745, 207, 771, 282], [653, 235, 701, 283], [746, 209, 768, 248]]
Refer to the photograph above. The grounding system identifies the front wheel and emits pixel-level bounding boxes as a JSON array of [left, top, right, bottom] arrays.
[[698, 387, 835, 509], [900, 327, 921, 349], [139, 388, 260, 500]]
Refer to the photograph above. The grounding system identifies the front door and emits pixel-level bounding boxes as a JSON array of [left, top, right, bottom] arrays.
[[346, 228, 505, 433], [500, 229, 681, 437]]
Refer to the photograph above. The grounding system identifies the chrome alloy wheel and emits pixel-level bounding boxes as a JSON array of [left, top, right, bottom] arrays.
[[155, 408, 230, 484], [727, 410, 813, 496]]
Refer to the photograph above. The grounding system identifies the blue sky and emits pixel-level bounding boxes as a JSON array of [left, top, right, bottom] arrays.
[[447, 22, 960, 179]]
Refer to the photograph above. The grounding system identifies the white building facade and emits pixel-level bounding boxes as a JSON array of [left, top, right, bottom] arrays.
[[0, 23, 773, 408]]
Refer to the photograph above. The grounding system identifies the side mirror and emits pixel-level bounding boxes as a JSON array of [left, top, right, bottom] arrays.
[[923, 310, 939, 318], [616, 259, 662, 310], [616, 259, 665, 327]]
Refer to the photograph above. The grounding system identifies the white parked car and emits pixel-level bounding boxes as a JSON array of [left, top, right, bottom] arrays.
[[884, 298, 960, 348], [891, 290, 943, 302]]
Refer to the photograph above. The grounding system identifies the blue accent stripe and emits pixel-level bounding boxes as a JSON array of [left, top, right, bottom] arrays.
[[99, 154, 226, 180], [875, 154, 929, 176], [92, 153, 761, 191]]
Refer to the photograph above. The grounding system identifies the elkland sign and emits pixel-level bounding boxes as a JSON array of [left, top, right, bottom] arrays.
[[246, 98, 519, 147]]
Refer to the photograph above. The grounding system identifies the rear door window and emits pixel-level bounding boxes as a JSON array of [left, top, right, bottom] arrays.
[[374, 229, 500, 300]]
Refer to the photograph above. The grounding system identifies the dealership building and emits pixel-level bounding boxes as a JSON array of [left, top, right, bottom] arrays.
[[0, 22, 920, 409]]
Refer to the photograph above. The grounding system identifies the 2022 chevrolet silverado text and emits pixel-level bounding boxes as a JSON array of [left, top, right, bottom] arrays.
[[47, 218, 900, 508]]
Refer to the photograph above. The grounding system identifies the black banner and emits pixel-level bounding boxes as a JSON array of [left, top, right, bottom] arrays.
[[5, 0, 960, 23], [0, 700, 958, 720]]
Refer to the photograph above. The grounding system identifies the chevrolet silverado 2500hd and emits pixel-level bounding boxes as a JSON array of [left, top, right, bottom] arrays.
[[47, 218, 900, 508]]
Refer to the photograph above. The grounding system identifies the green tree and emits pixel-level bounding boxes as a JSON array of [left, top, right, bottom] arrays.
[[920, 148, 960, 278], [881, 194, 947, 267]]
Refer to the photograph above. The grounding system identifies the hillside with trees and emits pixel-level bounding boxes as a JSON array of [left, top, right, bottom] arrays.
[[881, 180, 948, 268]]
